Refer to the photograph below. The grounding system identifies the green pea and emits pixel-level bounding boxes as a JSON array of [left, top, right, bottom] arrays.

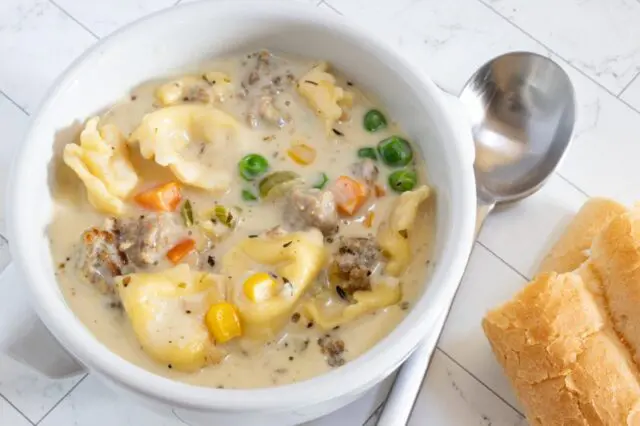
[[357, 147, 378, 161], [313, 172, 329, 189], [377, 136, 413, 167], [238, 154, 269, 181], [388, 169, 417, 192], [363, 109, 387, 132], [241, 189, 258, 201]]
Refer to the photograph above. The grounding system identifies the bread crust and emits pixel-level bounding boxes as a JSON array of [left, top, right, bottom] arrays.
[[589, 210, 640, 367], [538, 198, 627, 274], [484, 200, 640, 425]]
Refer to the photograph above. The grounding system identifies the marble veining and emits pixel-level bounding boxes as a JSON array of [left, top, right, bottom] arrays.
[[409, 350, 526, 426], [481, 0, 640, 94]]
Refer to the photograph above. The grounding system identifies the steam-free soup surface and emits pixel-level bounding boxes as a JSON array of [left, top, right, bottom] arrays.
[[49, 51, 435, 388]]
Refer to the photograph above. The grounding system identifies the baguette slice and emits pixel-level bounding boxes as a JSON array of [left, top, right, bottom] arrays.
[[484, 200, 640, 425], [483, 273, 604, 385], [483, 272, 640, 425], [538, 198, 627, 274], [589, 210, 640, 367]]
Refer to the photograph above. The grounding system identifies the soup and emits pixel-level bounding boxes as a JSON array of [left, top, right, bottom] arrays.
[[48, 50, 435, 388]]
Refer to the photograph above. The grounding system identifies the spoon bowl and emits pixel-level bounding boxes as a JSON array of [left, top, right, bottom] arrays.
[[460, 52, 576, 204]]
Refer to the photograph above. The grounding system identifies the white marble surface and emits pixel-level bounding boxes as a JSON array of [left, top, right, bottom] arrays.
[[0, 0, 639, 424]]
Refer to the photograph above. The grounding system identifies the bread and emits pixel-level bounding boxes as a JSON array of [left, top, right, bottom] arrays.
[[483, 273, 604, 386], [589, 210, 640, 367], [483, 201, 640, 425], [516, 330, 640, 425], [538, 198, 627, 274]]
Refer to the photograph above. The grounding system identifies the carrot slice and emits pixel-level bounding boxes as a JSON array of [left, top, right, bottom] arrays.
[[331, 176, 369, 216], [167, 239, 195, 264], [134, 182, 182, 212]]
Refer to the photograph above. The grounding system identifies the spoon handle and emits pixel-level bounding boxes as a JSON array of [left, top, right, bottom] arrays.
[[376, 200, 493, 426], [475, 200, 495, 236]]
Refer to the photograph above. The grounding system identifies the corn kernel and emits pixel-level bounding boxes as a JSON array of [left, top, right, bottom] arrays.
[[205, 302, 242, 343], [243, 272, 277, 302]]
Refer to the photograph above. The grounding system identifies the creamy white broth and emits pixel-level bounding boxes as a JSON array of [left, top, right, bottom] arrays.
[[48, 51, 435, 388]]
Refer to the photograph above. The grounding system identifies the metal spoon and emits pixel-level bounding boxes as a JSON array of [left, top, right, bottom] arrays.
[[377, 52, 576, 425]]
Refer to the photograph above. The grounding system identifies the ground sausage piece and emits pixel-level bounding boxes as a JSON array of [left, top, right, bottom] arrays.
[[248, 96, 289, 128], [245, 50, 272, 87], [317, 335, 346, 367], [242, 51, 292, 127], [109, 213, 179, 267], [351, 159, 379, 184], [76, 213, 180, 294], [287, 188, 339, 236], [75, 227, 125, 297], [332, 236, 381, 294]]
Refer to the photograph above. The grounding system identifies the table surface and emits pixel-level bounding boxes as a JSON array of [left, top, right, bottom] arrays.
[[1, 0, 640, 424]]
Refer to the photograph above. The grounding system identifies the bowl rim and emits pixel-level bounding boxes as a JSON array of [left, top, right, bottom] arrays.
[[7, 0, 476, 412]]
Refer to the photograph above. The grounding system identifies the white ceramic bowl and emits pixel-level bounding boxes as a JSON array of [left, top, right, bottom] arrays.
[[4, 1, 476, 424]]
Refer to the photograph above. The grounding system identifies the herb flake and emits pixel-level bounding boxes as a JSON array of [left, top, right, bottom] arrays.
[[283, 280, 294, 296], [181, 200, 194, 227]]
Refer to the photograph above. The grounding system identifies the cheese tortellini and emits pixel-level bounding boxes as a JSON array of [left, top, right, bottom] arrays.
[[115, 264, 226, 372], [305, 277, 401, 330], [222, 229, 326, 339], [155, 72, 234, 106], [377, 185, 431, 276], [129, 105, 243, 192], [63, 117, 139, 215], [297, 62, 351, 132]]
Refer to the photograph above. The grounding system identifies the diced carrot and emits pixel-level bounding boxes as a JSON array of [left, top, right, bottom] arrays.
[[167, 239, 195, 264], [374, 184, 386, 198], [363, 211, 375, 228], [331, 175, 369, 216], [134, 182, 182, 212], [287, 144, 317, 165]]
